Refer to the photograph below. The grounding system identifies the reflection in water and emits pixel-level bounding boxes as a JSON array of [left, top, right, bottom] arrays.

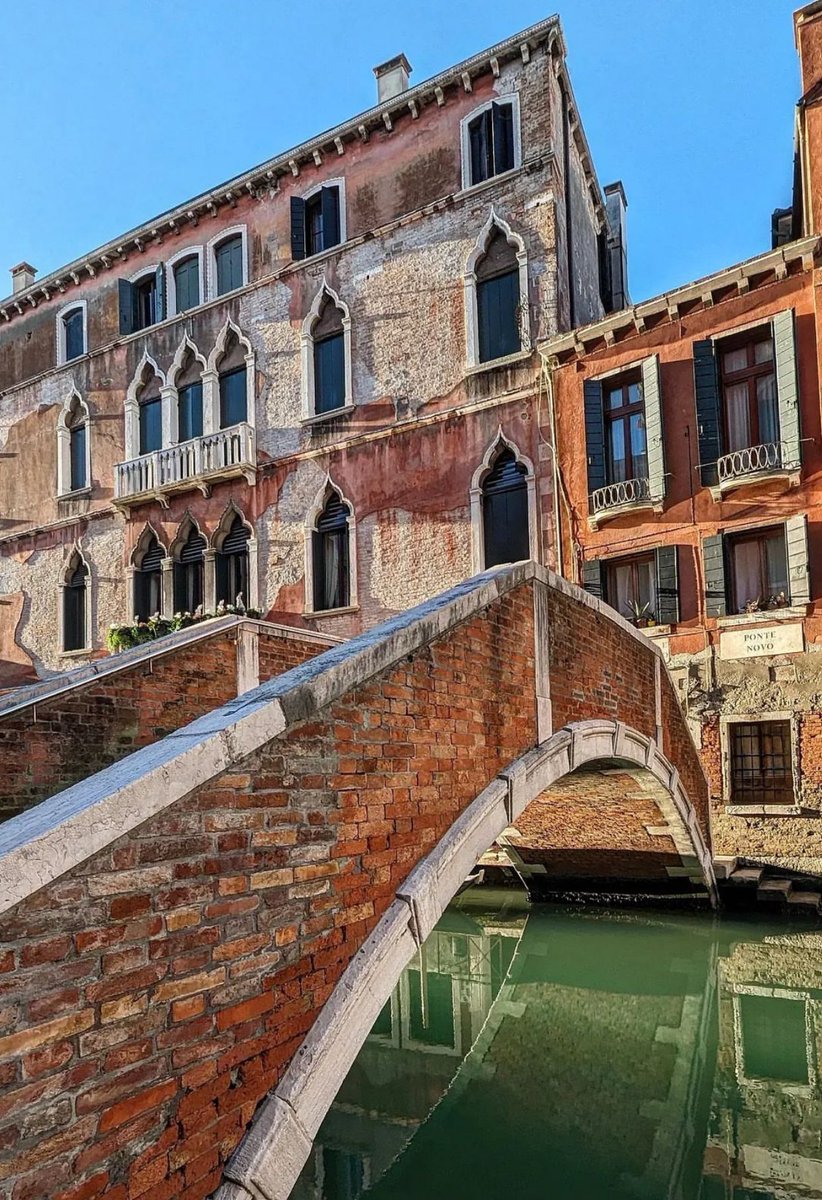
[[293, 890, 822, 1200]]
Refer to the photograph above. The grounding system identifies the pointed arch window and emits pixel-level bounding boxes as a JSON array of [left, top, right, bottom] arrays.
[[313, 300, 345, 415], [139, 373, 163, 455], [481, 448, 529, 568], [216, 515, 250, 608], [58, 393, 91, 496], [218, 335, 248, 429], [173, 527, 206, 614], [476, 230, 521, 363], [134, 535, 165, 621], [175, 352, 204, 443], [173, 254, 200, 311], [63, 555, 89, 651], [313, 493, 351, 612]]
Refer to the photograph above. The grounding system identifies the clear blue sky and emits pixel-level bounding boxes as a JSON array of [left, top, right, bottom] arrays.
[[0, 0, 801, 303]]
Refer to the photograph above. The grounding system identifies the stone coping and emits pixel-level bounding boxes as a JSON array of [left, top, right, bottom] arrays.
[[0, 616, 340, 720], [0, 561, 699, 916]]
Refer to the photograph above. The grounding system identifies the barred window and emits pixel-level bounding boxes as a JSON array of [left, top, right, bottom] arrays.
[[729, 720, 794, 806]]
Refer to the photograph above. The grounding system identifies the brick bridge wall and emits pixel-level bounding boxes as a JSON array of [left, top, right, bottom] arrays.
[[0, 566, 708, 1200], [0, 620, 334, 824]]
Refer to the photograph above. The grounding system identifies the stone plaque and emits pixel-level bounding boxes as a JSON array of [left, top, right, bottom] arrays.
[[720, 621, 804, 660]]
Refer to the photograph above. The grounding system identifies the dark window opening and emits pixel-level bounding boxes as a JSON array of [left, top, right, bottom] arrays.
[[139, 396, 162, 456], [291, 187, 342, 260], [219, 366, 247, 428], [63, 559, 88, 651], [476, 228, 521, 363], [63, 308, 84, 361], [321, 1148, 364, 1200], [719, 330, 778, 453], [481, 447, 529, 568], [727, 526, 788, 613], [134, 537, 164, 621], [604, 376, 647, 484], [604, 553, 656, 622], [730, 720, 794, 807], [173, 528, 206, 614], [739, 993, 808, 1082], [69, 423, 87, 491], [216, 516, 250, 608], [178, 382, 203, 443], [173, 255, 200, 311], [407, 968, 456, 1048], [215, 235, 243, 296], [314, 333, 345, 414], [312, 494, 350, 611], [468, 101, 515, 186], [134, 275, 158, 331]]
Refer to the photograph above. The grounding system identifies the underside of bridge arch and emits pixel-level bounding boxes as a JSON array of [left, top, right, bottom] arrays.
[[498, 758, 708, 902]]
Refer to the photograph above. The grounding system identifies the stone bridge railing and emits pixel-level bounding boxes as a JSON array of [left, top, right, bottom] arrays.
[[0, 563, 712, 1200]]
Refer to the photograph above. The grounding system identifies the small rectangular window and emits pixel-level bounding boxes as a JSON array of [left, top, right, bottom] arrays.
[[134, 276, 158, 332], [219, 367, 247, 428], [730, 720, 794, 806], [294, 187, 342, 259], [468, 102, 516, 186], [604, 376, 647, 485], [64, 308, 84, 361], [477, 269, 520, 362], [313, 333, 345, 413], [173, 256, 200, 310], [604, 553, 656, 623], [69, 425, 87, 491], [139, 397, 162, 455], [215, 236, 243, 296], [719, 329, 778, 453], [727, 525, 789, 612]]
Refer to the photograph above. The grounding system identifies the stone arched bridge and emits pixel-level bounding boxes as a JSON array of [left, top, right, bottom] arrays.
[[0, 562, 714, 1200]]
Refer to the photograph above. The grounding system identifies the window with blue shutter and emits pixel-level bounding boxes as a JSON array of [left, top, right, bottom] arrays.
[[583, 379, 605, 497], [134, 274, 158, 331], [693, 339, 721, 487], [134, 536, 164, 621], [702, 533, 727, 618], [69, 423, 87, 491], [475, 228, 521, 363], [139, 397, 162, 455], [63, 559, 88, 651], [219, 366, 247, 428], [173, 528, 206, 614], [313, 494, 351, 611], [173, 255, 200, 311], [314, 335, 345, 414], [216, 516, 250, 608], [582, 559, 603, 599], [294, 187, 342, 259], [64, 308, 84, 361], [215, 236, 243, 296], [655, 546, 679, 624], [773, 309, 801, 468], [481, 448, 529, 568], [178, 382, 203, 443]]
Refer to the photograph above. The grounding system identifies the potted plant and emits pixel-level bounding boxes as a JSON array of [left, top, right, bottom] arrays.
[[626, 599, 656, 628]]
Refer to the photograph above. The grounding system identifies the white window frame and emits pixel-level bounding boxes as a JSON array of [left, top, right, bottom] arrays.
[[459, 93, 522, 192], [464, 208, 530, 369], [56, 388, 92, 498], [125, 351, 167, 461], [303, 477, 358, 616], [469, 428, 539, 573], [58, 546, 92, 655], [206, 318, 256, 435], [720, 710, 801, 814], [300, 281, 353, 422], [166, 246, 205, 316], [165, 333, 207, 446], [211, 502, 259, 612], [300, 178, 347, 256], [55, 299, 88, 366], [206, 225, 248, 300], [129, 522, 168, 620]]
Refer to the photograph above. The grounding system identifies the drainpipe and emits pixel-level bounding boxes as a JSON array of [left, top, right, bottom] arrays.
[[538, 352, 570, 579], [561, 82, 575, 329]]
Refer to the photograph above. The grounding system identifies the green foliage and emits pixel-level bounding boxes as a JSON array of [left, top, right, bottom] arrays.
[[106, 602, 261, 653]]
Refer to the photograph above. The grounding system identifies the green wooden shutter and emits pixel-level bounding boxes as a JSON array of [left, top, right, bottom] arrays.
[[785, 512, 811, 605], [703, 533, 727, 618], [154, 264, 166, 323], [492, 101, 514, 173], [118, 280, 135, 336], [655, 545, 679, 624], [773, 308, 801, 468], [291, 197, 306, 260], [582, 559, 603, 599], [642, 355, 665, 501], [584, 379, 605, 496], [321, 186, 341, 248], [693, 339, 721, 487]]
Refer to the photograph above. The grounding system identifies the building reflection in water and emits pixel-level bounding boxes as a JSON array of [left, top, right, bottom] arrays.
[[292, 891, 822, 1200]]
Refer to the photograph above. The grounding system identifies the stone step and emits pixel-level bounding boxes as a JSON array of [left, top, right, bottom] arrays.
[[787, 891, 822, 910], [728, 867, 765, 886], [757, 878, 794, 901], [713, 856, 738, 880]]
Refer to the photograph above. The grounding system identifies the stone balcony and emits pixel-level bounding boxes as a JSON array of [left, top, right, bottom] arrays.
[[589, 476, 658, 528], [114, 423, 256, 506], [714, 441, 799, 498]]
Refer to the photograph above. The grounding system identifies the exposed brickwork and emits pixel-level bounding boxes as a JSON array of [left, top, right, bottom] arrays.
[[0, 624, 330, 824], [0, 584, 536, 1200]]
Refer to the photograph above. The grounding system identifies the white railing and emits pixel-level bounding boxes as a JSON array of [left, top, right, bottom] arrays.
[[717, 441, 786, 483], [590, 476, 651, 515], [115, 423, 256, 500]]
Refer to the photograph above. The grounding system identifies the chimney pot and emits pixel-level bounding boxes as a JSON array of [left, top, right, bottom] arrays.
[[10, 262, 37, 294], [373, 54, 412, 104]]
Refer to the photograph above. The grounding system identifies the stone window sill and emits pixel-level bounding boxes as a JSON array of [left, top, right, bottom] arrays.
[[60, 647, 92, 659], [641, 624, 671, 639], [300, 404, 355, 427], [717, 607, 806, 629], [724, 804, 803, 817], [465, 347, 533, 377], [57, 486, 92, 501], [304, 605, 360, 619], [588, 499, 662, 530]]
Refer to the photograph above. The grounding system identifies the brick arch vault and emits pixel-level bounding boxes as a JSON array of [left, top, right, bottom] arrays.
[[0, 562, 715, 1200]]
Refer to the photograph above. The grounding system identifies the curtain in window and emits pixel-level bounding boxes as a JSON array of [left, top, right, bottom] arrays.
[[765, 534, 789, 597], [757, 373, 779, 446], [725, 382, 751, 452], [732, 541, 763, 609], [324, 532, 341, 610], [313, 495, 350, 611]]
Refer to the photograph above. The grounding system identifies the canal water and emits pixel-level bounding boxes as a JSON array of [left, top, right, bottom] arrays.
[[293, 888, 822, 1200]]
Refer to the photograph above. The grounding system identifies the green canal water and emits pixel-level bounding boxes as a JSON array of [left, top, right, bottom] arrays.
[[293, 889, 822, 1200]]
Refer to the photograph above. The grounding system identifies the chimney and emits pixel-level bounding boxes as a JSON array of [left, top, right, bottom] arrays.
[[795, 3, 822, 235], [373, 54, 412, 104], [10, 262, 37, 294], [602, 182, 630, 312]]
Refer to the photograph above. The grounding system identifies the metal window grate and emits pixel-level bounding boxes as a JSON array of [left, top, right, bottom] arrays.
[[730, 720, 794, 805]]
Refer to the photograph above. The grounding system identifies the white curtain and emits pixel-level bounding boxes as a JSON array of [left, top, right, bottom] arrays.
[[732, 542, 762, 610], [725, 383, 750, 452], [324, 533, 341, 610]]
